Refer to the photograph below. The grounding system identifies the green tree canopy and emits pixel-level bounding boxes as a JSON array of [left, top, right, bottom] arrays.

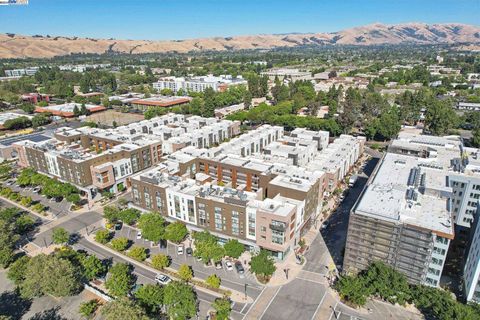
[[105, 263, 134, 297], [250, 250, 276, 278], [212, 297, 232, 320], [102, 297, 150, 320], [164, 281, 197, 320], [19, 254, 82, 299], [138, 212, 166, 242], [165, 222, 188, 243], [135, 284, 164, 314], [52, 227, 70, 245], [224, 239, 245, 259]]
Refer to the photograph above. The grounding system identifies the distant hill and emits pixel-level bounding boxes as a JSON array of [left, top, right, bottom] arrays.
[[1, 22, 479, 58]]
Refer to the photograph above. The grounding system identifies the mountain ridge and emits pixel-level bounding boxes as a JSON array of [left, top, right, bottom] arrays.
[[1, 22, 479, 59]]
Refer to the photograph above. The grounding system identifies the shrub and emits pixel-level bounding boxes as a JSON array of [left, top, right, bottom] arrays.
[[95, 230, 111, 244], [206, 274, 221, 289], [111, 237, 129, 251], [151, 253, 170, 270], [128, 246, 148, 261], [79, 299, 99, 318]]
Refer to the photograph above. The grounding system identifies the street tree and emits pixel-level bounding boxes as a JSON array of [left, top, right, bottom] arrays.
[[118, 208, 141, 225], [151, 253, 170, 270], [165, 222, 188, 243], [105, 263, 134, 297], [95, 230, 111, 244], [79, 254, 106, 281], [52, 227, 70, 245], [20, 254, 81, 299], [250, 250, 276, 281], [103, 205, 120, 223], [164, 281, 197, 320], [224, 239, 245, 259], [138, 212, 165, 242], [79, 299, 99, 318], [135, 284, 164, 314], [212, 297, 232, 320], [128, 246, 148, 261], [0, 220, 19, 267], [205, 274, 221, 289], [111, 237, 129, 251], [7, 255, 30, 286], [178, 264, 193, 282], [102, 297, 150, 320]]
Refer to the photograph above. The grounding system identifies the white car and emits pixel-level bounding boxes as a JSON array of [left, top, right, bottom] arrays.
[[225, 261, 234, 271], [136, 231, 142, 240], [177, 246, 184, 255], [155, 274, 171, 285]]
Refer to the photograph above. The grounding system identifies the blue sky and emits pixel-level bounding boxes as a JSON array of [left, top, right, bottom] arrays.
[[0, 0, 478, 40]]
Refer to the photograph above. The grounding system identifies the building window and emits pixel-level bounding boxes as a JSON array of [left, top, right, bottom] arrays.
[[144, 191, 151, 209], [156, 192, 163, 209], [133, 187, 140, 204], [248, 212, 256, 237], [187, 199, 195, 223], [436, 237, 448, 245], [231, 210, 239, 236], [271, 230, 284, 245], [433, 247, 446, 255]]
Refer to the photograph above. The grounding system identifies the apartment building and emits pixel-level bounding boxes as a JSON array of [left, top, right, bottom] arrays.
[[129, 125, 362, 260], [464, 213, 480, 302], [261, 68, 312, 81], [13, 114, 240, 199], [153, 75, 247, 93], [4, 67, 39, 77], [307, 134, 365, 193], [344, 152, 454, 287], [130, 160, 320, 259]]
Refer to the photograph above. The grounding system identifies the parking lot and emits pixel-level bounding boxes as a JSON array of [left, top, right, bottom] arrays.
[[3, 179, 73, 218], [113, 224, 264, 299]]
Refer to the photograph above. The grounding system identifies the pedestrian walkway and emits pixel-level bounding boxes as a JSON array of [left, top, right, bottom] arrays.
[[243, 286, 279, 320]]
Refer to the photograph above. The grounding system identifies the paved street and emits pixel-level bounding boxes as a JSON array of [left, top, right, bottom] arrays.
[[113, 224, 263, 299], [321, 156, 379, 268], [74, 238, 250, 319]]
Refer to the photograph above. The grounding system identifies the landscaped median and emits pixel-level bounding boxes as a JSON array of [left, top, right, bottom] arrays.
[[0, 188, 54, 220], [86, 230, 253, 303]]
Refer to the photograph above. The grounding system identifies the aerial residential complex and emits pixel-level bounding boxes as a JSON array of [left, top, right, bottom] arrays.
[[344, 132, 480, 289], [128, 122, 364, 259], [153, 75, 247, 93], [13, 114, 241, 198]]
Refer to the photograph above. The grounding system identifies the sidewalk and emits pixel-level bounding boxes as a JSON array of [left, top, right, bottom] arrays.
[[83, 232, 253, 303]]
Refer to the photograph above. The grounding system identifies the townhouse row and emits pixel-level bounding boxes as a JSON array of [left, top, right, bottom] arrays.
[[13, 114, 240, 199]]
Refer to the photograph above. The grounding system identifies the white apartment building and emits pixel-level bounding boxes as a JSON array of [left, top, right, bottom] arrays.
[[153, 75, 247, 93], [4, 67, 39, 77]]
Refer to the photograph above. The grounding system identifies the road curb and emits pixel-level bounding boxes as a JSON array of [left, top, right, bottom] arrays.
[[0, 195, 54, 221], [83, 233, 253, 303]]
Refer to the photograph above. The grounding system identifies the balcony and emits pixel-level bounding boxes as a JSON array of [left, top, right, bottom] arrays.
[[269, 223, 286, 232]]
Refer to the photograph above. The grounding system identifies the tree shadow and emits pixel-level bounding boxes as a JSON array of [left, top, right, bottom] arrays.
[[0, 290, 32, 320], [28, 306, 67, 320]]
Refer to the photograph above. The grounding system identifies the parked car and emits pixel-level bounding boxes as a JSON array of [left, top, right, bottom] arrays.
[[5, 180, 14, 186], [177, 245, 184, 255], [225, 260, 234, 271], [186, 247, 193, 256], [114, 222, 123, 231], [214, 261, 223, 269], [235, 261, 245, 274], [321, 221, 329, 230], [136, 231, 142, 240], [159, 239, 167, 249], [155, 274, 171, 285], [33, 187, 41, 193]]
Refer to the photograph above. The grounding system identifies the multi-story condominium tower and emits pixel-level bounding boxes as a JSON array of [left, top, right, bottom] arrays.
[[344, 152, 454, 287]]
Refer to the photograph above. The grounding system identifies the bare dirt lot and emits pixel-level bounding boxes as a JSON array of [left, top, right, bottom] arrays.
[[85, 110, 144, 126]]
